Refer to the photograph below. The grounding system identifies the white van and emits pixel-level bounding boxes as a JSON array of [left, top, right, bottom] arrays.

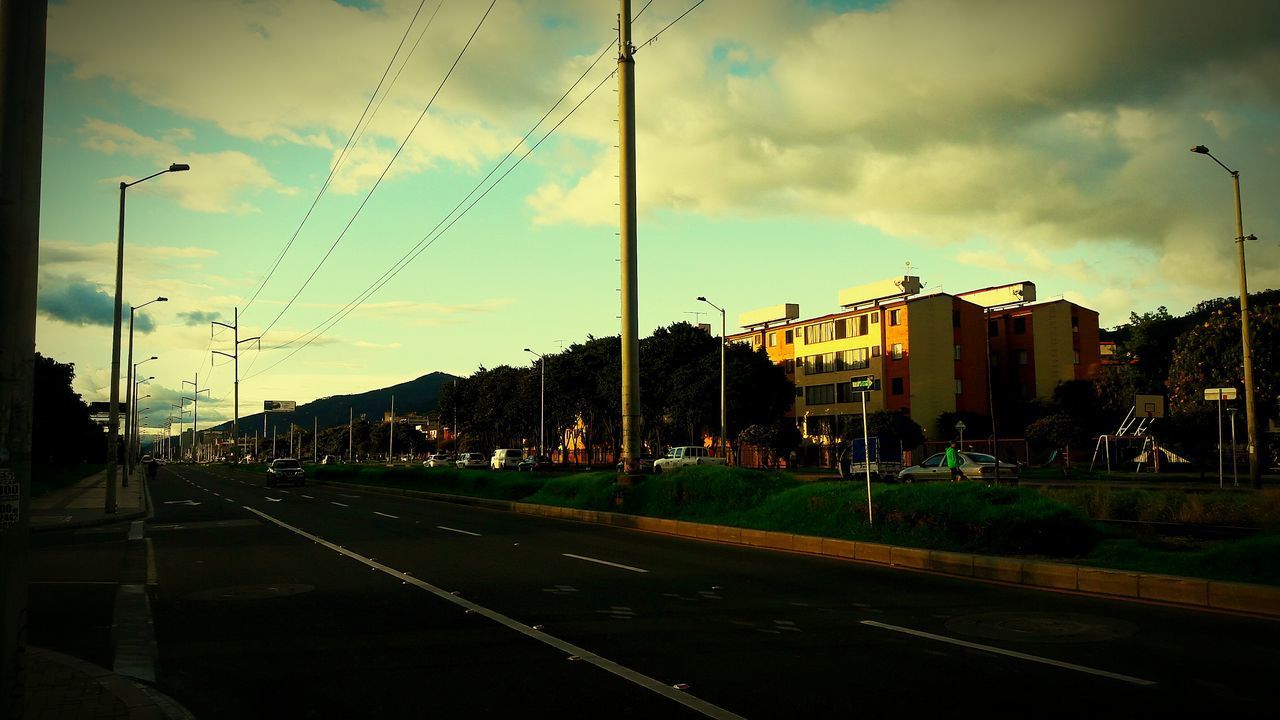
[[490, 448, 524, 470]]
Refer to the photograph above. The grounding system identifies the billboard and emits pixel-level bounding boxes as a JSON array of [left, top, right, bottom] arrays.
[[264, 400, 296, 413]]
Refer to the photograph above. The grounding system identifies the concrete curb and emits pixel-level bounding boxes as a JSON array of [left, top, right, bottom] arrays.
[[26, 647, 166, 719], [320, 480, 1280, 620]]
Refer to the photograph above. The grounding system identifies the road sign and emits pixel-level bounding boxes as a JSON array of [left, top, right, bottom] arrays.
[[850, 376, 875, 391], [1203, 388, 1238, 401], [954, 420, 967, 432], [264, 400, 296, 413]]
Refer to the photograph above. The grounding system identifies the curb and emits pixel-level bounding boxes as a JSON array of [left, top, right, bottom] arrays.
[[319, 480, 1280, 620], [26, 646, 166, 719]]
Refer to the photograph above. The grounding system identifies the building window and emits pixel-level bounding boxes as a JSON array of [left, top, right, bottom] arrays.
[[1073, 349, 1080, 365], [954, 344, 962, 361], [836, 348, 870, 371], [768, 332, 777, 347], [891, 377, 904, 395], [784, 359, 794, 373], [795, 386, 803, 397], [1017, 350, 1028, 366], [889, 308, 902, 326], [846, 315, 869, 337], [784, 329, 793, 344], [871, 311, 880, 324], [988, 320, 998, 337], [804, 384, 836, 406], [955, 379, 963, 395], [872, 345, 881, 357], [803, 321, 836, 345], [891, 343, 904, 360], [1014, 316, 1027, 334], [952, 310, 961, 328], [1072, 315, 1080, 333]]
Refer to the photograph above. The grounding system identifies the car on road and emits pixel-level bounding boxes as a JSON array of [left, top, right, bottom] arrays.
[[653, 446, 726, 472], [490, 448, 524, 471], [897, 451, 1019, 483], [455, 452, 487, 470], [615, 457, 656, 473], [516, 454, 551, 472], [424, 454, 453, 468], [267, 458, 306, 487]]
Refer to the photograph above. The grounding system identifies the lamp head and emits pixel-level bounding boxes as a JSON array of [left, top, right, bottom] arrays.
[[696, 296, 707, 302], [523, 348, 531, 353], [169, 163, 190, 172], [149, 356, 157, 360], [157, 296, 168, 302], [1190, 145, 1210, 154]]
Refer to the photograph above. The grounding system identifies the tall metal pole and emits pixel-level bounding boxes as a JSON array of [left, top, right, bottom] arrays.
[[861, 391, 873, 526], [313, 416, 317, 464], [1217, 394, 1224, 489], [0, 0, 47, 711], [348, 407, 353, 463], [1230, 408, 1239, 487], [213, 307, 257, 463], [105, 182, 128, 513], [719, 308, 726, 460], [1192, 146, 1261, 489], [389, 395, 395, 462], [618, 0, 641, 477], [540, 359, 545, 458], [124, 307, 135, 482]]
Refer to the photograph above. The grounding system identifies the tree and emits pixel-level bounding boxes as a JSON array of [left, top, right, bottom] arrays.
[[738, 421, 803, 468], [32, 353, 100, 465]]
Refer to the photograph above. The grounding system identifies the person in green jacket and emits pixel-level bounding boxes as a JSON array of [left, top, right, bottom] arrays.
[[945, 442, 961, 482]]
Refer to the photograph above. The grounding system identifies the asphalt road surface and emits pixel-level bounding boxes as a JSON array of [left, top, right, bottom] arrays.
[[126, 464, 1280, 718]]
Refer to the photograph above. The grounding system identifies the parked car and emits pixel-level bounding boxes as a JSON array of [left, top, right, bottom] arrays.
[[897, 451, 1019, 483], [517, 454, 551, 472], [491, 448, 524, 471], [267, 458, 305, 487], [615, 457, 656, 473], [424, 454, 453, 468], [653, 446, 726, 472], [456, 453, 487, 470]]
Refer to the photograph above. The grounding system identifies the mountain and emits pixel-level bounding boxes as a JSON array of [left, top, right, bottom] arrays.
[[206, 371, 461, 436]]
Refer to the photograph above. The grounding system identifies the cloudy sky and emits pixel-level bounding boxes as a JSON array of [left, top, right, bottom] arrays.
[[37, 0, 1280, 433]]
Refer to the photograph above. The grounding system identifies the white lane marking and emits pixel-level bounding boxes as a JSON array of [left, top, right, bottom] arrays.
[[337, 493, 361, 499], [224, 498, 234, 503], [860, 621, 1157, 686], [436, 525, 481, 537], [331, 502, 349, 508], [243, 506, 742, 720], [29, 581, 118, 585], [278, 490, 290, 495], [264, 497, 283, 503], [128, 521, 144, 541], [562, 553, 649, 574], [212, 492, 221, 497], [373, 511, 400, 519], [163, 500, 201, 506], [146, 538, 157, 586], [301, 494, 316, 499]]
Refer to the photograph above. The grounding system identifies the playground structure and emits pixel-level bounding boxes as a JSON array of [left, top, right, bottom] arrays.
[[1090, 395, 1165, 473]]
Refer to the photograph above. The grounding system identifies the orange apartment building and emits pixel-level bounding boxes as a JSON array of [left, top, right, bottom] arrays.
[[729, 278, 1100, 442]]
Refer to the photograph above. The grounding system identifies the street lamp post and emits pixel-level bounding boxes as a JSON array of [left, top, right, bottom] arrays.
[[125, 354, 157, 482], [105, 163, 189, 513], [123, 297, 164, 479], [524, 348, 545, 459], [1190, 145, 1261, 489], [132, 392, 151, 469], [128, 375, 152, 485], [697, 297, 727, 460]]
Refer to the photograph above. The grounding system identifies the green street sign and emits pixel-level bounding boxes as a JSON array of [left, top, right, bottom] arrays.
[[850, 376, 875, 391]]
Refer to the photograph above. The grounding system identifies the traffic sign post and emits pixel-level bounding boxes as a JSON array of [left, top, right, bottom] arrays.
[[1204, 388, 1238, 488], [851, 376, 876, 526], [955, 420, 967, 449]]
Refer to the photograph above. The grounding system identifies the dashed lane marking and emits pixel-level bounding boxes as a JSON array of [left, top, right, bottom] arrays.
[[860, 621, 1156, 686], [373, 511, 400, 519], [243, 506, 743, 720], [301, 494, 316, 499], [331, 502, 349, 508], [437, 525, 481, 537], [562, 553, 649, 574]]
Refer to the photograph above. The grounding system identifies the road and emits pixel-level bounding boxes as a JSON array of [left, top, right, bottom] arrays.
[[114, 464, 1280, 716]]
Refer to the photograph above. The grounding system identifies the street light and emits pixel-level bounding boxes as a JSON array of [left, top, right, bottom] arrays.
[[125, 351, 159, 480], [524, 348, 545, 459], [1190, 144, 1261, 489], [697, 296, 727, 460], [106, 163, 189, 513]]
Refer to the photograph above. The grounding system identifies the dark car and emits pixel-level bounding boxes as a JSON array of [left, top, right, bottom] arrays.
[[516, 455, 552, 472], [267, 458, 305, 487]]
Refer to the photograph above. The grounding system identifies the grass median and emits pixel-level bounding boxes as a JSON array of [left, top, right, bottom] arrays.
[[311, 463, 1278, 586]]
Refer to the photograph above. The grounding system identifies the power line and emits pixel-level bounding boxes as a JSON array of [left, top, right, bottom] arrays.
[[244, 67, 619, 381], [255, 0, 498, 341], [239, 0, 433, 319], [636, 0, 707, 50]]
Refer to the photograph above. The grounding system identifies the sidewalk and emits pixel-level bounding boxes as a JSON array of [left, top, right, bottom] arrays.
[[30, 465, 149, 532], [24, 467, 184, 718]]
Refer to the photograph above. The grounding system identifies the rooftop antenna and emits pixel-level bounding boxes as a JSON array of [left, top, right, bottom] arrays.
[[685, 310, 706, 325]]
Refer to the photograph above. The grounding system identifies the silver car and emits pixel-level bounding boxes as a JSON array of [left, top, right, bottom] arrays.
[[455, 453, 487, 470], [897, 451, 1018, 483], [424, 454, 453, 468]]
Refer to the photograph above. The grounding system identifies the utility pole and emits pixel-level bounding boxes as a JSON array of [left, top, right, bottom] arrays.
[[389, 395, 396, 462], [181, 373, 208, 463], [618, 0, 641, 478], [313, 417, 317, 463], [1, 0, 47, 712], [212, 307, 261, 463], [348, 407, 353, 463]]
